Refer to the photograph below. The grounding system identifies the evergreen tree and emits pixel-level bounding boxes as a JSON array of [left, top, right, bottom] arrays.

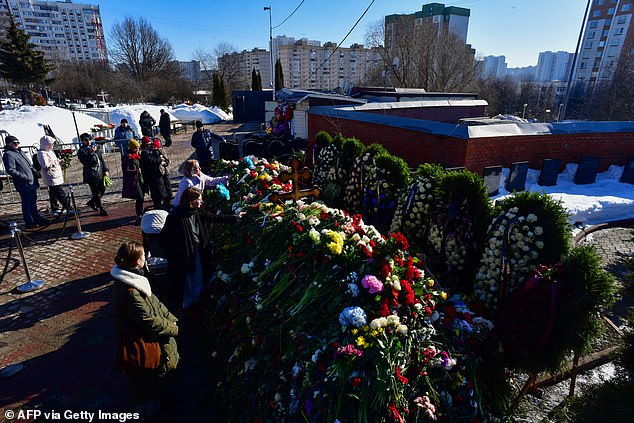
[[0, 14, 54, 105], [251, 68, 261, 91], [212, 73, 221, 106], [275, 59, 284, 92], [219, 75, 229, 111]]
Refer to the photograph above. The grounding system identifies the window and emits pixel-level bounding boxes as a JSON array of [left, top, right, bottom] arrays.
[[590, 20, 599, 28], [617, 16, 627, 24], [585, 41, 593, 48], [599, 40, 606, 47], [611, 39, 620, 45], [623, 3, 632, 11], [596, 0, 604, 4], [593, 10, 601, 17], [588, 31, 596, 38], [608, 7, 615, 14]]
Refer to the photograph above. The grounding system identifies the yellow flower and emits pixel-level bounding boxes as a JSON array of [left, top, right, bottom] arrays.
[[426, 278, 435, 287], [325, 230, 344, 255], [355, 336, 368, 348], [351, 328, 358, 335], [274, 205, 284, 212], [441, 291, 447, 300]]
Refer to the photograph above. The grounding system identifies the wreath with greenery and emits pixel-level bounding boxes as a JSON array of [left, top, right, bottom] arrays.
[[344, 143, 389, 214]]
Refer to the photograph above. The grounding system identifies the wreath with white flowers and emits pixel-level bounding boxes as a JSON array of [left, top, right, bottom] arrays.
[[474, 191, 571, 314]]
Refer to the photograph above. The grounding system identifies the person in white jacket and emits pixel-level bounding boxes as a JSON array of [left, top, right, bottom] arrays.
[[171, 159, 228, 207], [37, 135, 71, 215]]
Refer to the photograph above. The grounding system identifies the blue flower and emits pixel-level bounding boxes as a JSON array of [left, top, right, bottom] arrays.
[[216, 183, 230, 200], [339, 306, 366, 328], [243, 156, 255, 170]]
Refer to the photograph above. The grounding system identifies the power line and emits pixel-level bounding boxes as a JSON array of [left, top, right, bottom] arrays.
[[273, 0, 306, 29], [296, 0, 376, 88]]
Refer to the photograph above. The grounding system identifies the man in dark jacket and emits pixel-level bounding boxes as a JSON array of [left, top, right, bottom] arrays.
[[2, 135, 49, 228], [158, 109, 172, 147], [77, 132, 110, 216], [139, 111, 156, 137], [190, 120, 225, 173]]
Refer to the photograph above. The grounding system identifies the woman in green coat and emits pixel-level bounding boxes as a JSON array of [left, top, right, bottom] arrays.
[[111, 241, 180, 409]]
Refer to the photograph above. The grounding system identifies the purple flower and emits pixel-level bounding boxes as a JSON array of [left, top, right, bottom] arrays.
[[361, 274, 384, 294]]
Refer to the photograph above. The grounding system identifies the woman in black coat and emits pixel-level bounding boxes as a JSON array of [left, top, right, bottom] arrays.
[[139, 110, 156, 137], [77, 132, 110, 215], [140, 139, 171, 209], [160, 187, 237, 309]]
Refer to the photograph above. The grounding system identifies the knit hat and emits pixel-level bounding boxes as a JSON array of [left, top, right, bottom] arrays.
[[5, 135, 18, 144], [128, 139, 140, 149], [153, 139, 162, 149], [195, 120, 203, 128], [40, 135, 55, 150], [120, 118, 128, 124], [141, 136, 152, 146]]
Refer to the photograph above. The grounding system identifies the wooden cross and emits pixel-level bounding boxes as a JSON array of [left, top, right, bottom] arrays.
[[270, 156, 321, 203]]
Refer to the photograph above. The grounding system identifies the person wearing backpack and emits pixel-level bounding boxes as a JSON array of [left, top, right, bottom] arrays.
[[37, 135, 71, 216]]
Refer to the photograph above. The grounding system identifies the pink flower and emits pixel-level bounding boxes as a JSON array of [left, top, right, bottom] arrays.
[[361, 275, 383, 294]]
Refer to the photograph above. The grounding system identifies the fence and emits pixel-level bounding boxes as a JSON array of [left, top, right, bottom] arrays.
[[1, 140, 124, 210]]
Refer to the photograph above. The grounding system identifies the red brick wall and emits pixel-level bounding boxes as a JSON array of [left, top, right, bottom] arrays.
[[308, 114, 634, 174]]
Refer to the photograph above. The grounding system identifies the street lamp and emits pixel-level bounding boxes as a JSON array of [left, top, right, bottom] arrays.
[[522, 103, 528, 119], [557, 103, 564, 122], [264, 6, 275, 100]]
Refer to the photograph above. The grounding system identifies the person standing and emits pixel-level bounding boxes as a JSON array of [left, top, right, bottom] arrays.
[[190, 120, 225, 173], [2, 135, 49, 229], [172, 159, 227, 207], [122, 139, 145, 223], [113, 118, 138, 157], [37, 135, 71, 215], [77, 132, 110, 216], [140, 138, 171, 209], [111, 241, 180, 415], [160, 187, 237, 309], [139, 111, 156, 138], [158, 109, 172, 147]]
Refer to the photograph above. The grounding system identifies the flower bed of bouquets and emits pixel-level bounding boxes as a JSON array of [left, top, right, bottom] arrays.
[[201, 157, 498, 422]]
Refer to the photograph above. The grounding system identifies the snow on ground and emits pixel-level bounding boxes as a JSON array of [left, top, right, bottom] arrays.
[[0, 105, 632, 227], [0, 104, 230, 146]]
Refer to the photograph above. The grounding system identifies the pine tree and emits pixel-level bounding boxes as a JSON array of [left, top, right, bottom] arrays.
[[212, 73, 221, 106], [218, 75, 229, 111], [275, 59, 284, 92], [256, 70, 263, 91], [251, 68, 259, 91], [0, 14, 54, 104]]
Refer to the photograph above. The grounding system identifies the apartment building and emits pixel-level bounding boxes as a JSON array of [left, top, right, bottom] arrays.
[[535, 51, 573, 82], [482, 55, 508, 78], [385, 2, 470, 51], [220, 36, 383, 92], [0, 0, 106, 63], [573, 0, 634, 93], [276, 39, 383, 91], [218, 48, 273, 90]]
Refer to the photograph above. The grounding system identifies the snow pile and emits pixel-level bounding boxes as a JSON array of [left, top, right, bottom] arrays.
[[0, 105, 107, 145], [170, 103, 231, 124]]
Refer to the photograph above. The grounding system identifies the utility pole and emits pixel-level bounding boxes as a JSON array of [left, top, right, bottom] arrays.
[[264, 6, 275, 100]]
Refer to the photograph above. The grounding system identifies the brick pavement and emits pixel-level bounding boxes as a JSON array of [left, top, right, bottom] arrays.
[[0, 121, 631, 421], [0, 122, 258, 422]]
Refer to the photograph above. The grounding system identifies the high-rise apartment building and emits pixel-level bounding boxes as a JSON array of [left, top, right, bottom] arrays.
[[220, 36, 383, 91], [535, 51, 573, 82], [0, 0, 107, 63], [385, 2, 470, 51], [572, 0, 634, 93], [482, 55, 507, 78]]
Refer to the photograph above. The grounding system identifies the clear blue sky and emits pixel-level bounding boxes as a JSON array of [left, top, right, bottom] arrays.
[[78, 0, 588, 68]]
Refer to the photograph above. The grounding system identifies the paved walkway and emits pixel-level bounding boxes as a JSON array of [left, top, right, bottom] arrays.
[[0, 122, 258, 422], [0, 124, 632, 422]]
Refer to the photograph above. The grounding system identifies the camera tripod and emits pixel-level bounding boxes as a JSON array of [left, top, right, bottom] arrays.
[[0, 222, 46, 292]]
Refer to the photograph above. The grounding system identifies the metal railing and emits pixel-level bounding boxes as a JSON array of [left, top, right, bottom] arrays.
[[1, 140, 124, 208]]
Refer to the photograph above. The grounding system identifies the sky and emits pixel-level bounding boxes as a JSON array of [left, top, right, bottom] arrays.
[[73, 0, 589, 69], [2, 106, 633, 227]]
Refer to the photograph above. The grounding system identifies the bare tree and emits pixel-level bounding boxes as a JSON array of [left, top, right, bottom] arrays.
[[108, 17, 177, 83], [214, 41, 248, 95], [365, 17, 478, 92], [50, 61, 113, 100]]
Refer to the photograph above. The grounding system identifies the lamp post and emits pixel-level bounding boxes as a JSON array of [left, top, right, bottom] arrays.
[[557, 103, 564, 122], [264, 6, 275, 100], [522, 103, 528, 119]]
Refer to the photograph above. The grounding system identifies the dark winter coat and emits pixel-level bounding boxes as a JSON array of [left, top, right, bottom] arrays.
[[111, 265, 179, 404], [159, 205, 236, 307], [77, 144, 109, 185], [158, 113, 171, 135], [190, 129, 224, 165], [121, 152, 144, 199], [140, 148, 170, 204], [2, 148, 39, 192], [139, 112, 156, 137]]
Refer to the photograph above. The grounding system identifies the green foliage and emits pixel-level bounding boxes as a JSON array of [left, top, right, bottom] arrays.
[[315, 130, 332, 148], [251, 68, 262, 91], [274, 58, 284, 92], [212, 73, 229, 111], [374, 154, 410, 188], [494, 191, 571, 265], [364, 143, 389, 157], [0, 14, 54, 90]]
